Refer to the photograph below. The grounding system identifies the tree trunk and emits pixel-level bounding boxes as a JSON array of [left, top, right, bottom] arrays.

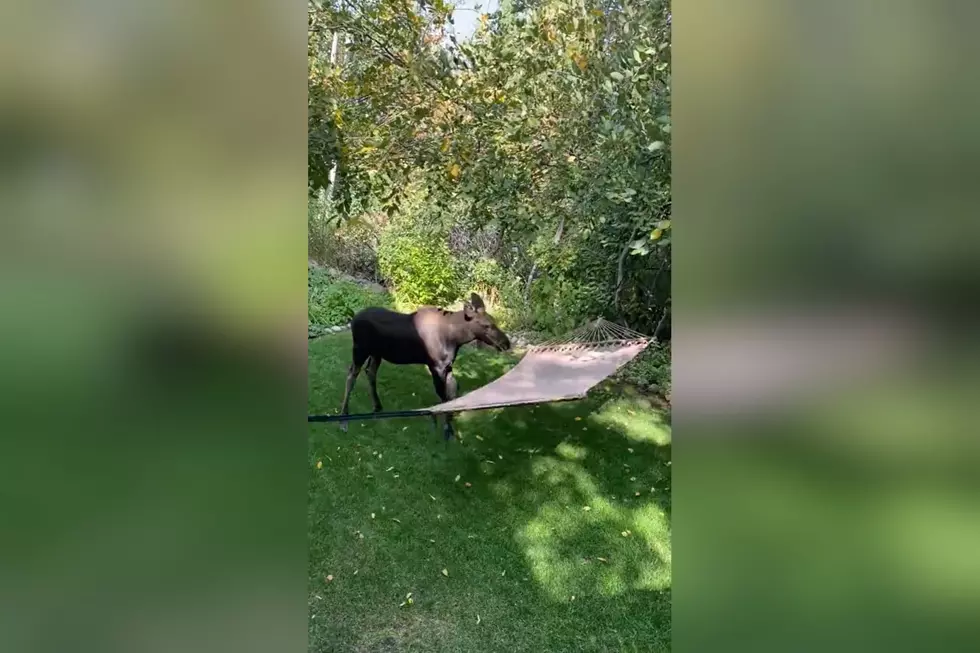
[[613, 225, 639, 309], [326, 32, 343, 203]]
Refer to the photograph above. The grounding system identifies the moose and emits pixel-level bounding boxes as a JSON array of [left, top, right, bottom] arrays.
[[339, 293, 511, 439]]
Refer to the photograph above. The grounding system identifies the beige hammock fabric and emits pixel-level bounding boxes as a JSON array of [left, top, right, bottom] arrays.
[[426, 336, 650, 414]]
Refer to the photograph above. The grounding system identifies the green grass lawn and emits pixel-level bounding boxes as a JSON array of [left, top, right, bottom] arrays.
[[308, 334, 671, 653]]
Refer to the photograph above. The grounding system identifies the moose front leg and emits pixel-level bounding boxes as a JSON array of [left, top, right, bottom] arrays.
[[441, 367, 459, 440], [429, 365, 459, 440]]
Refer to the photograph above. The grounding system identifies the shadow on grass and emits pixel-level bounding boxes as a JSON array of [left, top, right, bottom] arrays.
[[308, 335, 671, 653]]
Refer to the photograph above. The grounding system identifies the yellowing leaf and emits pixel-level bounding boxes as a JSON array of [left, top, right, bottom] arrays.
[[441, 568, 449, 577], [448, 163, 461, 180], [651, 228, 663, 240], [316, 460, 322, 469]]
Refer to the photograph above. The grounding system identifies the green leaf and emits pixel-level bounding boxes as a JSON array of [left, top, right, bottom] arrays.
[[647, 141, 665, 151], [634, 50, 643, 64], [610, 71, 624, 82]]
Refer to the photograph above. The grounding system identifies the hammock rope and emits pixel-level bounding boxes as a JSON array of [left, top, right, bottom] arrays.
[[308, 317, 653, 423]]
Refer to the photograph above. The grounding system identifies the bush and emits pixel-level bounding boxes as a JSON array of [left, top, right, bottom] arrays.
[[377, 227, 461, 309], [617, 342, 671, 395], [308, 268, 391, 333]]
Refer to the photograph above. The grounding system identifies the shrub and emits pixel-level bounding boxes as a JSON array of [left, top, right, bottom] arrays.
[[308, 268, 391, 332], [617, 342, 671, 396], [377, 228, 461, 309]]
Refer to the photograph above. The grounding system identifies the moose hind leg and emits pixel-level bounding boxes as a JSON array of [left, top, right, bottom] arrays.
[[365, 356, 383, 412], [339, 348, 369, 432]]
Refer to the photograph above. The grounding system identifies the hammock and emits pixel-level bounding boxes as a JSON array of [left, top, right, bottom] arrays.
[[308, 318, 651, 423]]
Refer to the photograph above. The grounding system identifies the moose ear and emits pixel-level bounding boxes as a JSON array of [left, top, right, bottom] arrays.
[[469, 293, 486, 312]]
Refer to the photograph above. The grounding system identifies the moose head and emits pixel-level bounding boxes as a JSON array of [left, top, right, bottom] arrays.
[[462, 292, 511, 352]]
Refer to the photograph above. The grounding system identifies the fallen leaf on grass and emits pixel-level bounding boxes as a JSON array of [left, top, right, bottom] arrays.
[[454, 475, 461, 482], [627, 448, 634, 453], [316, 461, 322, 469], [597, 557, 609, 563], [621, 530, 633, 537], [571, 595, 576, 601], [630, 476, 637, 481], [635, 491, 641, 497], [394, 474, 400, 478], [501, 570, 506, 576], [353, 570, 358, 575], [371, 513, 376, 519], [574, 416, 582, 421], [582, 506, 591, 511], [429, 495, 437, 501], [430, 539, 436, 543], [326, 575, 334, 582], [476, 614, 481, 625], [441, 568, 449, 577], [391, 518, 401, 524], [464, 482, 472, 488], [475, 435, 484, 441], [386, 466, 394, 472], [497, 454, 503, 460]]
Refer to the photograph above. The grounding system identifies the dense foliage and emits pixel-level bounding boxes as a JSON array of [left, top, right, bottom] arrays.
[[308, 267, 391, 336], [309, 0, 670, 339]]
